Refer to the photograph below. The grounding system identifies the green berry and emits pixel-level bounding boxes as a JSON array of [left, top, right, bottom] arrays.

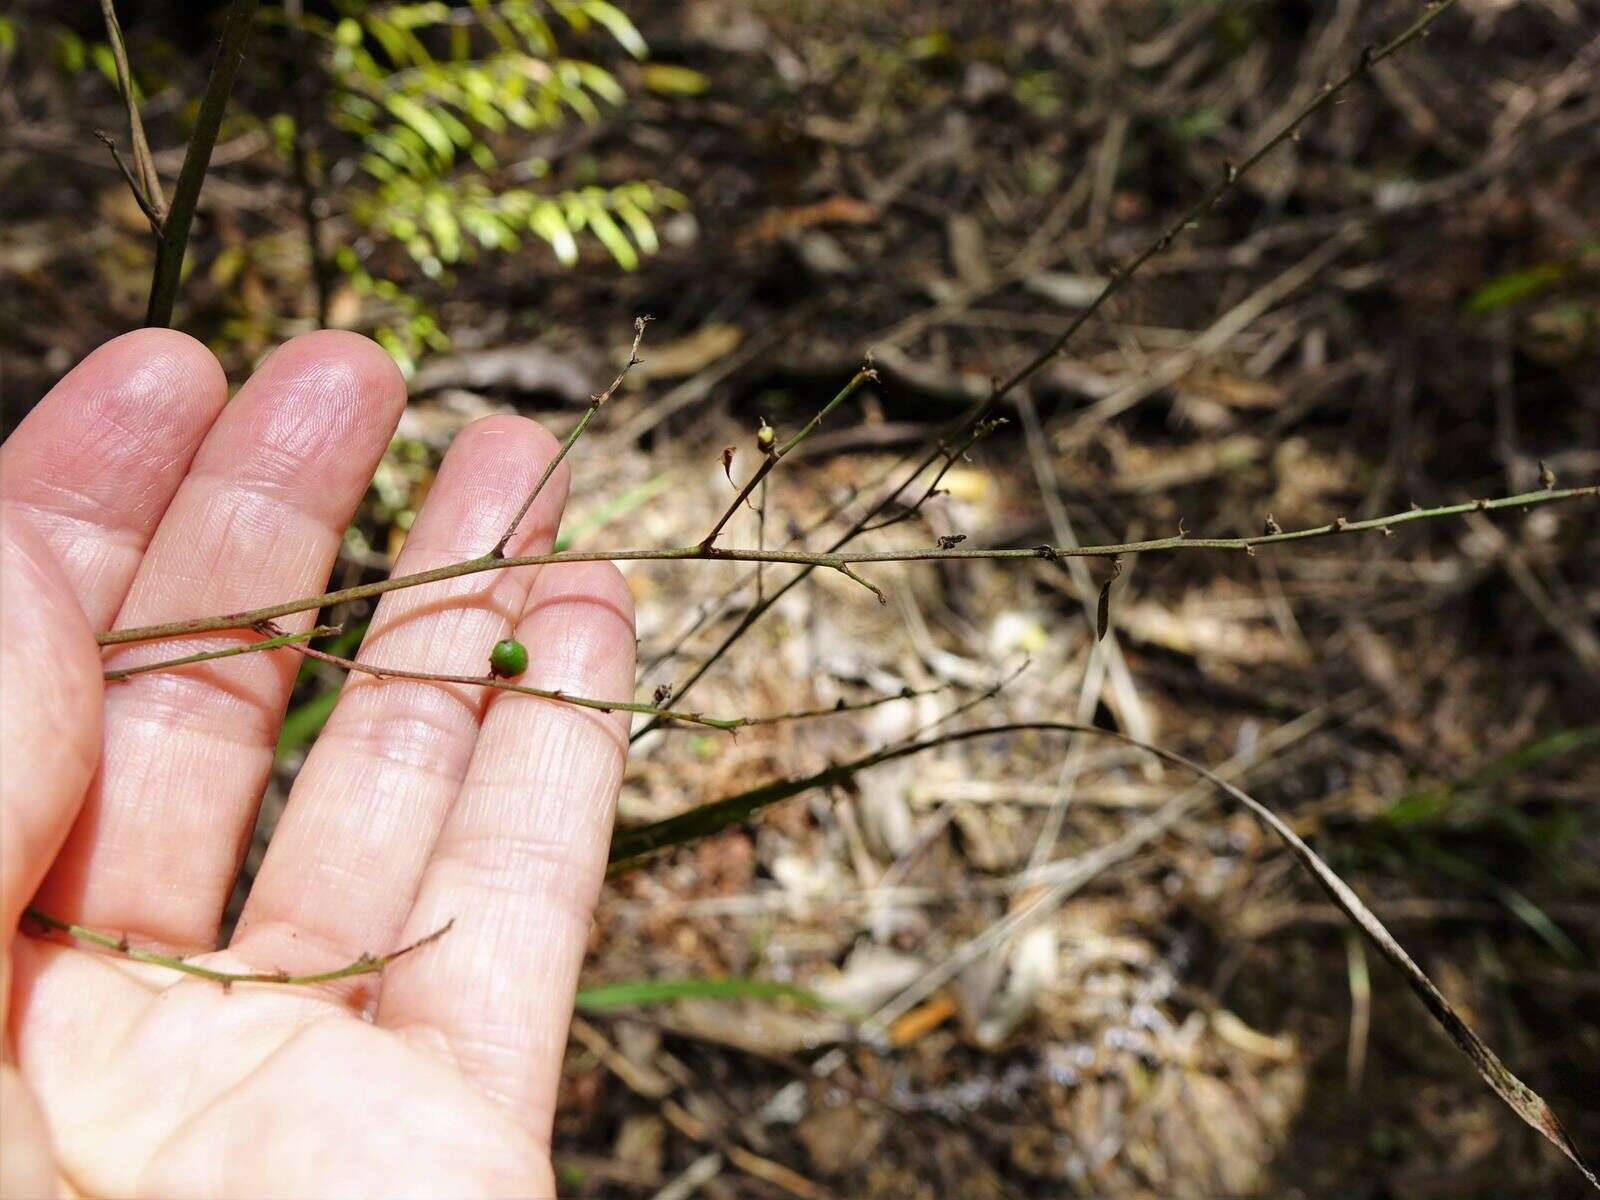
[[488, 637, 528, 678]]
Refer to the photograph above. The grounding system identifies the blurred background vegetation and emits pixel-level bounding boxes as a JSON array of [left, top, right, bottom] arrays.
[[5, 0, 683, 370], [3, 1, 1599, 1197]]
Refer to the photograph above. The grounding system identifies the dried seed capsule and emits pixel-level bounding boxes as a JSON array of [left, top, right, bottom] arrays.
[[489, 637, 529, 678]]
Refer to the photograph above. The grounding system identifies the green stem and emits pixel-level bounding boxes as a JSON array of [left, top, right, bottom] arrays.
[[103, 625, 338, 680], [119, 625, 952, 732], [145, 0, 261, 328]]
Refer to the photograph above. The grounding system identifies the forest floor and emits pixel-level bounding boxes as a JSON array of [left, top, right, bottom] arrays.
[[5, 1, 1600, 1196]]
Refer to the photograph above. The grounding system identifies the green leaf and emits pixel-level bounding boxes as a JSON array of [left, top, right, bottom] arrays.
[[531, 201, 579, 264], [640, 63, 711, 96], [276, 689, 339, 761], [575, 976, 830, 1012], [1385, 727, 1599, 828], [580, 1, 648, 58], [1465, 263, 1570, 314], [614, 200, 659, 254], [386, 94, 456, 165], [584, 203, 638, 270]]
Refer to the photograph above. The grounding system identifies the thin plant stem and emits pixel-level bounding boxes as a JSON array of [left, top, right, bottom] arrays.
[[279, 634, 744, 730], [98, 0, 165, 220], [639, 0, 1466, 729], [94, 131, 165, 237], [23, 907, 452, 989], [145, 0, 261, 327], [700, 367, 876, 550], [102, 625, 339, 681], [96, 623, 954, 732], [93, 484, 1598, 647], [490, 317, 650, 558]]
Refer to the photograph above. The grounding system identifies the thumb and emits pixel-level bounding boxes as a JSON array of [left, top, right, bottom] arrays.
[[0, 509, 103, 948], [0, 510, 102, 1199]]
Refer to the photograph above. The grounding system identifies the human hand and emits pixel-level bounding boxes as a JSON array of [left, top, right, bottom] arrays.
[[1, 330, 635, 1197]]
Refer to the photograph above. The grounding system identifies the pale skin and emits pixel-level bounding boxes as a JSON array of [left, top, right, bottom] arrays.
[[1, 330, 636, 1197]]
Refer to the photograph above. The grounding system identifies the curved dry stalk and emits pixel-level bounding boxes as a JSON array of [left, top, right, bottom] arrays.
[[97, 0, 165, 223], [92, 484, 1597, 648], [609, 718, 1596, 1187], [23, 907, 451, 990]]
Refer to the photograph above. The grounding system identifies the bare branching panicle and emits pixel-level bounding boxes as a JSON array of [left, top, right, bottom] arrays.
[[14, 0, 1600, 1189]]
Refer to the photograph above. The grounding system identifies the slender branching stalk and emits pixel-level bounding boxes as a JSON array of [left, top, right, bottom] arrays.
[[94, 131, 165, 238], [23, 907, 452, 990], [700, 367, 877, 550], [91, 0, 1480, 713], [102, 625, 339, 680], [97, 0, 165, 223], [92, 484, 1598, 648], [109, 619, 954, 732], [490, 317, 651, 559], [636, 0, 1466, 731], [145, 0, 261, 327]]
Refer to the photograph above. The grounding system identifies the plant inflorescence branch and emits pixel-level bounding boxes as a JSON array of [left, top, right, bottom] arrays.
[[490, 317, 651, 559], [634, 0, 1466, 729], [109, 620, 954, 733], [700, 366, 877, 550], [94, 131, 166, 238], [94, 484, 1596, 648], [102, 624, 340, 680], [990, 0, 1462, 405], [273, 625, 744, 730], [97, 0, 166, 225], [23, 906, 453, 990]]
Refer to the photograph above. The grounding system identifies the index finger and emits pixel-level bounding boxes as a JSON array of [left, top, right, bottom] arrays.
[[1, 330, 228, 628]]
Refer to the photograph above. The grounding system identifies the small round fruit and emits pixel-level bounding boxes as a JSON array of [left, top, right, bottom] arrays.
[[489, 637, 529, 678]]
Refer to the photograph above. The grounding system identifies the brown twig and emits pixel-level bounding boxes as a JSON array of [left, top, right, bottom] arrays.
[[94, 130, 165, 238], [92, 484, 1598, 648], [102, 624, 339, 680], [23, 907, 452, 989], [490, 317, 650, 559], [97, 0, 165, 224], [100, 621, 957, 733], [699, 366, 876, 550], [636, 0, 1466, 731]]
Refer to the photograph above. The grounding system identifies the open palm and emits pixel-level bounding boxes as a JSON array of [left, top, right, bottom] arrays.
[[1, 331, 635, 1197]]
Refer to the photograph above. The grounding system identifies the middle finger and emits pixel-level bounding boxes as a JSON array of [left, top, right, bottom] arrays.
[[233, 414, 568, 988]]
